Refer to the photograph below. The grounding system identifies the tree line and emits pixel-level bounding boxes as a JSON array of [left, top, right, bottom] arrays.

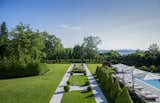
[[102, 44, 160, 72], [120, 44, 160, 72], [0, 22, 104, 78]]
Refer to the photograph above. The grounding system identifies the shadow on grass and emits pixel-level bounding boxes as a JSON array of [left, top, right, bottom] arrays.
[[80, 90, 94, 98], [80, 90, 88, 93], [86, 94, 94, 98]]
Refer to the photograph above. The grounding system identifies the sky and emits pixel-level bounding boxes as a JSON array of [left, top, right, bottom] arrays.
[[0, 0, 160, 50]]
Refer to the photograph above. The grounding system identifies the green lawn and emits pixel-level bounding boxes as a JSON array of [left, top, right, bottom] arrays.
[[61, 91, 96, 103], [0, 64, 69, 103], [87, 64, 102, 74], [69, 75, 88, 86]]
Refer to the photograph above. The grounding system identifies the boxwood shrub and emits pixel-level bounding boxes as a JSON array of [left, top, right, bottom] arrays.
[[64, 85, 70, 92]]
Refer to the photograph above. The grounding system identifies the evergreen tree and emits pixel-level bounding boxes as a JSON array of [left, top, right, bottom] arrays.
[[0, 22, 8, 43], [104, 75, 114, 93], [110, 79, 122, 103], [115, 87, 133, 103]]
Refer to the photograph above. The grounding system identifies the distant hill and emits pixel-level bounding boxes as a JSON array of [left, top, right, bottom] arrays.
[[99, 49, 137, 55]]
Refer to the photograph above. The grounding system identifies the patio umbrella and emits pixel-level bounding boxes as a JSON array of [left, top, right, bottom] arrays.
[[144, 73, 160, 80]]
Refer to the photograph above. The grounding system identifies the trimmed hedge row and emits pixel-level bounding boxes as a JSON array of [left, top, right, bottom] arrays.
[[71, 69, 86, 73], [46, 59, 104, 64], [0, 62, 49, 79], [96, 66, 133, 103]]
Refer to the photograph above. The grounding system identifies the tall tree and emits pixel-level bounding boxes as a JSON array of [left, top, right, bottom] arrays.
[[42, 32, 64, 60], [73, 45, 83, 59], [0, 22, 8, 43], [148, 43, 160, 54], [82, 36, 101, 50], [10, 23, 45, 63]]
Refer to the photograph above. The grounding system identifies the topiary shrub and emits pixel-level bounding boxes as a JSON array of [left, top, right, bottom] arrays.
[[87, 86, 92, 92], [71, 72, 73, 75], [67, 80, 70, 85], [64, 85, 70, 92], [85, 81, 90, 86], [71, 69, 86, 73], [104, 75, 114, 93], [115, 87, 133, 103], [110, 79, 122, 103]]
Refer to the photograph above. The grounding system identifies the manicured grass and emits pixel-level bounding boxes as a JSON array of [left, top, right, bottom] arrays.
[[69, 75, 88, 86], [87, 64, 102, 74], [61, 91, 96, 103], [0, 64, 69, 103]]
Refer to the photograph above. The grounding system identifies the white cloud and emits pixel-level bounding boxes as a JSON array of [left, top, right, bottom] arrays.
[[59, 24, 81, 30]]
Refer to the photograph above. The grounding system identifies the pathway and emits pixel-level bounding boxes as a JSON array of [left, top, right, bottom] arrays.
[[50, 63, 108, 103], [84, 64, 108, 103], [49, 64, 73, 103], [70, 86, 87, 91]]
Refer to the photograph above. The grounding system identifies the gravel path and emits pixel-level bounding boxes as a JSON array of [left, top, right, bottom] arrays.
[[70, 86, 87, 91], [84, 64, 108, 103], [49, 64, 73, 103]]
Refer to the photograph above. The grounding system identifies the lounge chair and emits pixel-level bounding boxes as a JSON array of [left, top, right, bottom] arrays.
[[138, 90, 159, 101], [140, 90, 151, 95], [134, 86, 143, 90], [143, 94, 159, 101]]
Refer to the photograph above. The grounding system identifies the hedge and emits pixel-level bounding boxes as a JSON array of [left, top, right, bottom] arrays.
[[0, 62, 49, 79], [95, 66, 133, 103]]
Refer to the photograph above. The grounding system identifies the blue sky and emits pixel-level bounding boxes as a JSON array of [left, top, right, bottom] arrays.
[[0, 0, 160, 50]]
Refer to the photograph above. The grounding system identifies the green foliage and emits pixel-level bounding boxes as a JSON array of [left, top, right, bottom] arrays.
[[0, 61, 49, 79], [64, 85, 70, 92], [104, 75, 114, 93], [0, 64, 69, 103], [95, 66, 133, 103], [71, 69, 86, 73], [150, 65, 156, 72], [87, 86, 92, 92], [140, 66, 148, 71], [89, 64, 144, 103], [110, 79, 122, 102], [67, 80, 70, 85], [120, 43, 160, 72], [0, 22, 8, 43], [82, 36, 101, 50], [102, 50, 121, 64], [115, 87, 133, 103], [43, 31, 64, 60], [85, 81, 90, 86], [148, 43, 160, 54], [0, 23, 52, 79]]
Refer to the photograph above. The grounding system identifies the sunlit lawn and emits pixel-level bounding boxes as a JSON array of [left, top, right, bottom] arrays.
[[0, 64, 69, 103], [87, 64, 102, 74], [69, 75, 88, 86], [61, 91, 96, 103]]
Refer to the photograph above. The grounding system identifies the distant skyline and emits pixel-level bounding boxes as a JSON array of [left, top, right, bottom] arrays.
[[0, 0, 160, 50]]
